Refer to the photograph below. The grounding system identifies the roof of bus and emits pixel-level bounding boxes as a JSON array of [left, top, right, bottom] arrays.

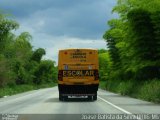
[[59, 48, 98, 51]]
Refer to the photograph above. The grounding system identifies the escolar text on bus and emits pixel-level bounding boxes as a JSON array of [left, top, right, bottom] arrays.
[[63, 70, 94, 77]]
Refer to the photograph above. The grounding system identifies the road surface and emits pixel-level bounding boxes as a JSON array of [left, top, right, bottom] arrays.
[[0, 86, 160, 120]]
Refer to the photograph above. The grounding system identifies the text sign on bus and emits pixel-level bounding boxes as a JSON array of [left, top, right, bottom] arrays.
[[63, 70, 94, 77], [69, 50, 87, 62], [70, 52, 86, 58]]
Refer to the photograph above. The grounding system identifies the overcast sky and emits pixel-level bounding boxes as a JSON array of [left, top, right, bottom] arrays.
[[0, 0, 117, 63]]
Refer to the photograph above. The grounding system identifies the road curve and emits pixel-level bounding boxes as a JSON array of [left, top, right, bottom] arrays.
[[0, 86, 160, 120]]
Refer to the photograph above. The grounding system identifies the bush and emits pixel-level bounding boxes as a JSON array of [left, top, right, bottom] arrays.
[[138, 79, 160, 103], [105, 79, 122, 92], [99, 81, 107, 90], [104, 78, 160, 103], [117, 80, 134, 95]]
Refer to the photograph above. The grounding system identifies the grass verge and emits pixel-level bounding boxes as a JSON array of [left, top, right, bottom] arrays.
[[99, 79, 160, 103], [0, 83, 57, 98]]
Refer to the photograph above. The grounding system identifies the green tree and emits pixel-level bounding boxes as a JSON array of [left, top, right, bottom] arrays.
[[33, 60, 56, 84], [31, 48, 46, 63], [0, 11, 58, 90], [98, 50, 111, 81], [0, 13, 19, 87], [127, 9, 160, 80], [0, 13, 19, 53], [103, 0, 160, 81]]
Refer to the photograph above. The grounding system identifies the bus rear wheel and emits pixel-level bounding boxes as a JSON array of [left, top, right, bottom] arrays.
[[93, 95, 97, 100], [59, 93, 63, 101], [93, 93, 97, 100]]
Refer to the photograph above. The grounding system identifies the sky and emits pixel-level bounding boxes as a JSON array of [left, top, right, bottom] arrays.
[[0, 0, 117, 63]]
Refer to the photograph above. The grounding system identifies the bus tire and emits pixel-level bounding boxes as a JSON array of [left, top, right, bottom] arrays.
[[88, 96, 92, 101], [63, 96, 68, 101], [93, 95, 97, 100], [93, 93, 97, 100], [59, 93, 63, 101]]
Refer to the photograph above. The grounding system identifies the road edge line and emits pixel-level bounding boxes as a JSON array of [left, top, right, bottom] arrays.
[[98, 96, 143, 120], [98, 96, 132, 114]]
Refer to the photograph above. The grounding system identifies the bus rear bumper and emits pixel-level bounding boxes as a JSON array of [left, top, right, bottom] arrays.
[[58, 84, 99, 95]]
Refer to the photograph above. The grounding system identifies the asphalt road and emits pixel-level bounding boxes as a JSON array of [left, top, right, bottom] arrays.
[[0, 86, 160, 120]]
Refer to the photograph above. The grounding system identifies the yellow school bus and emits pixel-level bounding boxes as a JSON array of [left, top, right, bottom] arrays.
[[58, 48, 99, 101]]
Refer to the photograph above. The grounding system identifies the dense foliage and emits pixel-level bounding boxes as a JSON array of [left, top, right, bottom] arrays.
[[100, 0, 160, 103], [0, 12, 57, 89], [98, 49, 111, 81]]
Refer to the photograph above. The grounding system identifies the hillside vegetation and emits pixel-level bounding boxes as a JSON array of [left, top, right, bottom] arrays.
[[99, 0, 160, 103], [0, 12, 57, 97]]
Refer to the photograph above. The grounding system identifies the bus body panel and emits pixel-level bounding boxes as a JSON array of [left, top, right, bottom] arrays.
[[58, 49, 99, 101]]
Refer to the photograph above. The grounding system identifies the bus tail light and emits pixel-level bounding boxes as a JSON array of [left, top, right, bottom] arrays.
[[64, 52, 67, 55], [94, 70, 99, 80], [58, 70, 63, 81]]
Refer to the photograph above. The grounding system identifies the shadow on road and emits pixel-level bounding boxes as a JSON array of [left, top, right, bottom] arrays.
[[99, 94, 120, 97], [45, 97, 95, 103], [45, 97, 59, 103], [116, 103, 157, 106], [62, 98, 95, 102]]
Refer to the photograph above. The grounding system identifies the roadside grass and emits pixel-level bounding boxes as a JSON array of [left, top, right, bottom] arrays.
[[0, 83, 57, 98], [99, 79, 160, 103], [99, 81, 107, 90], [138, 79, 160, 103]]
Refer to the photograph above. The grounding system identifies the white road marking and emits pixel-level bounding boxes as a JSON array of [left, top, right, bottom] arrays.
[[98, 96, 142, 120], [98, 96, 131, 114]]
